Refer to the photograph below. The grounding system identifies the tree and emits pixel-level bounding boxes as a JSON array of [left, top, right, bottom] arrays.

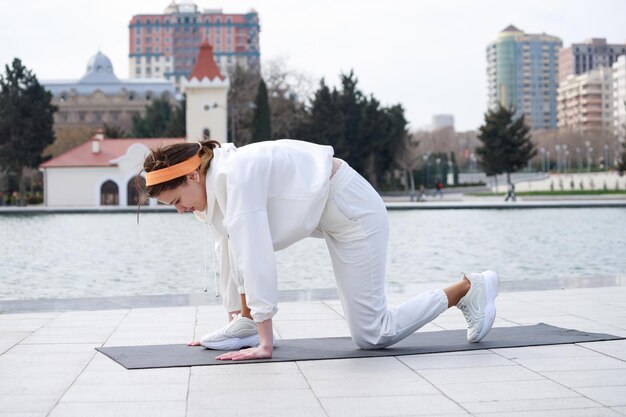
[[251, 78, 272, 141], [618, 142, 626, 175], [262, 58, 310, 141], [0, 58, 57, 205], [477, 105, 536, 188], [227, 64, 259, 145], [102, 123, 128, 139], [298, 70, 408, 189], [131, 97, 185, 138]]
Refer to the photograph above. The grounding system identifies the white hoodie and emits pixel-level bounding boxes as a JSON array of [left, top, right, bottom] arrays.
[[194, 140, 334, 322]]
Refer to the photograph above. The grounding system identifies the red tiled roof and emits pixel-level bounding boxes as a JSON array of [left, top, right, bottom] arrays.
[[189, 40, 225, 81], [40, 138, 185, 168]]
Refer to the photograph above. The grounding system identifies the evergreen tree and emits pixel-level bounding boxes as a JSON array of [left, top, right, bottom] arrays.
[[301, 79, 343, 145], [131, 97, 183, 138], [477, 105, 536, 187], [0, 58, 57, 205], [164, 95, 186, 137], [251, 78, 272, 141], [102, 123, 128, 138]]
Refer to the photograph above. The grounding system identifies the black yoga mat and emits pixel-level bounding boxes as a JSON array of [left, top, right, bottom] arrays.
[[95, 323, 623, 370]]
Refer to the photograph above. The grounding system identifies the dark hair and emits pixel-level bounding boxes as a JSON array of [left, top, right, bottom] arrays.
[[135, 139, 221, 220]]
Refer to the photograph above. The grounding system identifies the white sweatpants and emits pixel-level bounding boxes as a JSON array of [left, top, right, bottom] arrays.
[[318, 160, 449, 349]]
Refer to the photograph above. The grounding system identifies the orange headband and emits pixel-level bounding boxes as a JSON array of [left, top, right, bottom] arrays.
[[145, 154, 202, 186]]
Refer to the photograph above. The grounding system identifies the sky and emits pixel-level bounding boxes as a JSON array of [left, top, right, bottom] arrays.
[[1, 0, 625, 132]]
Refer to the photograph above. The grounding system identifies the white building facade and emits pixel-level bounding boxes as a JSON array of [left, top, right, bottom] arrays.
[[613, 55, 626, 142]]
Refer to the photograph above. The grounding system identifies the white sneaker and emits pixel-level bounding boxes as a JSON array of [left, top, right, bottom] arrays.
[[200, 315, 277, 350], [457, 270, 500, 343]]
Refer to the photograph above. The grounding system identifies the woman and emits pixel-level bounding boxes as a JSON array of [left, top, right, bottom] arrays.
[[141, 139, 499, 361]]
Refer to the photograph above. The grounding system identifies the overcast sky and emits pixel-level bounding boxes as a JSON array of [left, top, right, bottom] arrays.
[[1, 0, 625, 131]]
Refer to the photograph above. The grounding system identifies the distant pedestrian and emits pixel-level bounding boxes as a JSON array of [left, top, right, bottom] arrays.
[[504, 183, 517, 202], [418, 184, 426, 202], [434, 179, 444, 198]]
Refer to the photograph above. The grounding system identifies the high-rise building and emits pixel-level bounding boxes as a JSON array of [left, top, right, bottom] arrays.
[[559, 38, 626, 82], [486, 25, 562, 130], [431, 114, 455, 131], [129, 1, 260, 93], [557, 67, 613, 133], [613, 55, 626, 141]]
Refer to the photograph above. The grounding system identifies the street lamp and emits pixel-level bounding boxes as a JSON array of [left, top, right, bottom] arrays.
[[576, 147, 581, 172], [555, 144, 561, 174], [540, 147, 546, 173], [546, 150, 551, 172], [604, 144, 609, 172], [587, 146, 593, 172]]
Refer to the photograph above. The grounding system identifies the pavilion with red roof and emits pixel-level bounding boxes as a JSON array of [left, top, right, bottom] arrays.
[[38, 39, 228, 207], [39, 132, 184, 207]]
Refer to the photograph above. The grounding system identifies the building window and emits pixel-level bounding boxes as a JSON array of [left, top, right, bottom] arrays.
[[146, 92, 152, 100], [146, 18, 151, 25], [101, 181, 119, 206], [135, 68, 141, 75], [129, 93, 136, 101], [127, 177, 147, 206]]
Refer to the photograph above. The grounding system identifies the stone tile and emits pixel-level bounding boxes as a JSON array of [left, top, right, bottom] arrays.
[[436, 380, 578, 403], [399, 351, 516, 370], [320, 394, 467, 417], [512, 355, 626, 372], [187, 388, 320, 412], [462, 396, 602, 414], [418, 365, 543, 385], [189, 371, 309, 392], [307, 376, 439, 397], [473, 408, 622, 417], [0, 394, 60, 413], [492, 344, 601, 359], [0, 376, 76, 396], [297, 357, 415, 380], [48, 401, 187, 417], [0, 319, 53, 332], [574, 386, 626, 407], [579, 340, 626, 361], [187, 404, 327, 417], [612, 406, 626, 415], [74, 367, 189, 385], [59, 383, 188, 403], [0, 331, 31, 354], [542, 369, 626, 387], [20, 328, 112, 344]]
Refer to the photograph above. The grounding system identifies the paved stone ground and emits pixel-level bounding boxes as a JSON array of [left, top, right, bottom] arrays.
[[1, 286, 625, 417]]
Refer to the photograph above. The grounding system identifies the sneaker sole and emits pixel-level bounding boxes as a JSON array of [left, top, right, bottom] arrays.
[[473, 270, 499, 342], [201, 333, 260, 350]]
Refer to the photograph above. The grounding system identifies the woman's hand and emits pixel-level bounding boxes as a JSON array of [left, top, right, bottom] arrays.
[[216, 318, 274, 360], [187, 341, 201, 346], [216, 345, 272, 361]]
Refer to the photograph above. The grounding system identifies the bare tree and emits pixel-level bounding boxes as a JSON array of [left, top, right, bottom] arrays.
[[394, 134, 421, 196]]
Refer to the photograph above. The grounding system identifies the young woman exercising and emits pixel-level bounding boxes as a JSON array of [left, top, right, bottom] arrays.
[[141, 139, 499, 361]]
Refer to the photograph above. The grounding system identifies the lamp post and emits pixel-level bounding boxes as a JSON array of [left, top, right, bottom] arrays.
[[546, 150, 551, 172], [587, 146, 593, 172], [604, 144, 609, 172], [564, 150, 570, 173], [540, 147, 546, 173], [576, 147, 581, 172], [555, 144, 561, 174]]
